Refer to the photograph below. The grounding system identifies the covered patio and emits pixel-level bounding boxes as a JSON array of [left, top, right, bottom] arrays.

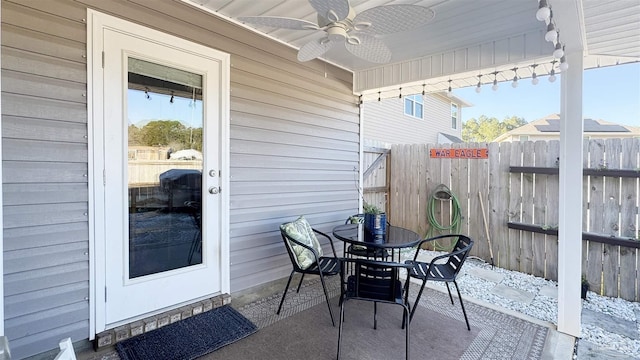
[[1, 0, 639, 358], [198, 0, 640, 338]]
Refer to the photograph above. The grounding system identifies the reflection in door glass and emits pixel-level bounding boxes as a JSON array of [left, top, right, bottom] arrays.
[[127, 58, 203, 278]]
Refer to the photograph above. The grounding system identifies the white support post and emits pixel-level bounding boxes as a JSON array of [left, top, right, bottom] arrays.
[[0, 2, 5, 338], [557, 50, 583, 337]]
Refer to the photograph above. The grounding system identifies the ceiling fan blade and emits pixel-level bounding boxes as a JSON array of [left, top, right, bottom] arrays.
[[345, 34, 391, 64], [353, 5, 435, 34], [297, 37, 335, 62], [237, 16, 319, 31], [308, 0, 350, 22]]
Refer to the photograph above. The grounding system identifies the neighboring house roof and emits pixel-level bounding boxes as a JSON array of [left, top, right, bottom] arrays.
[[438, 133, 464, 144], [494, 114, 640, 142]]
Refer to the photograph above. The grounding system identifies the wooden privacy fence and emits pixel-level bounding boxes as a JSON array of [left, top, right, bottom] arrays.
[[390, 138, 640, 301]]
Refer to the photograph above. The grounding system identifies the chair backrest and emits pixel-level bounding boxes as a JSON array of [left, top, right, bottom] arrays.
[[443, 235, 474, 278], [341, 258, 412, 303], [345, 214, 365, 224], [280, 216, 324, 271]]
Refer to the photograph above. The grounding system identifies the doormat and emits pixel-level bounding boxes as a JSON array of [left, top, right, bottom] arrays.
[[115, 305, 257, 360]]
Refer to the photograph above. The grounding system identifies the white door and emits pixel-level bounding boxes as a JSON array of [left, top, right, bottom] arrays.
[[93, 14, 230, 327]]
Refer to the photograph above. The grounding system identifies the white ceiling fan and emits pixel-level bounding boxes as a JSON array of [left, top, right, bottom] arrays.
[[238, 0, 436, 64]]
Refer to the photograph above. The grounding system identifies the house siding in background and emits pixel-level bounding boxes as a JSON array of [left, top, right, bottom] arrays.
[[1, 0, 359, 357], [363, 93, 465, 144]]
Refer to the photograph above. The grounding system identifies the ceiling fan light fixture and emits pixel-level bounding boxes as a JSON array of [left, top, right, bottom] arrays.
[[327, 26, 347, 42]]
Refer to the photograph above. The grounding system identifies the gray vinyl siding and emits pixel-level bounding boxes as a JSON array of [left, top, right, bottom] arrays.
[[2, 0, 359, 358], [363, 93, 461, 144]]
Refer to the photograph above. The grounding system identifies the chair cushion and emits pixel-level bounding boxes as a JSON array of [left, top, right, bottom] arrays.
[[281, 216, 323, 270]]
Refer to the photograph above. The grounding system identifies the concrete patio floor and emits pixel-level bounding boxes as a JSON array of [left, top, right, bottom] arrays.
[[68, 254, 636, 360]]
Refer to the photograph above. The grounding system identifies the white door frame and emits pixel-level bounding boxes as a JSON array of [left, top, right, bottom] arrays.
[[87, 9, 230, 335]]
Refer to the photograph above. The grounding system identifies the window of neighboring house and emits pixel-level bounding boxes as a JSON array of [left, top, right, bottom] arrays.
[[451, 103, 458, 129], [404, 94, 423, 119], [519, 135, 529, 142]]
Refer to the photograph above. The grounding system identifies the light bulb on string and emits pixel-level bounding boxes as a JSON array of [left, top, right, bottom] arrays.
[[553, 42, 564, 59], [531, 64, 539, 85], [378, 91, 381, 102], [475, 74, 482, 93], [536, 0, 551, 22], [511, 68, 518, 88], [422, 83, 426, 96], [545, 23, 557, 43], [559, 56, 569, 71], [491, 72, 499, 91], [447, 79, 453, 98], [399, 87, 402, 99]]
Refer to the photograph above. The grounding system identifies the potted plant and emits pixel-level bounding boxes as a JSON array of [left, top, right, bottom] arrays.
[[581, 275, 589, 299], [363, 203, 386, 236]]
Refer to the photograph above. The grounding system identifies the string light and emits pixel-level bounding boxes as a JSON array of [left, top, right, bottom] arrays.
[[144, 87, 151, 100], [359, 58, 563, 103], [549, 60, 557, 82], [559, 56, 569, 71], [545, 22, 557, 43], [169, 91, 174, 104], [359, 95, 363, 104], [553, 42, 564, 59], [536, 0, 551, 22]]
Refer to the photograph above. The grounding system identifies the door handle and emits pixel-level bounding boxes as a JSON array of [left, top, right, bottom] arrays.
[[208, 187, 220, 195]]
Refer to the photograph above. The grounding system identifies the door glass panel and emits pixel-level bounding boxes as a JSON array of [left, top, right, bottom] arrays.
[[127, 58, 203, 279]]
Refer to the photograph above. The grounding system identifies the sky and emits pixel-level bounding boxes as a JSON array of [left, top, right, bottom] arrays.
[[453, 62, 640, 127], [128, 89, 203, 128]]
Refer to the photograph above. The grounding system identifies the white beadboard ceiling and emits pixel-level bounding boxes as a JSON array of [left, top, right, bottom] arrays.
[[186, 0, 640, 95]]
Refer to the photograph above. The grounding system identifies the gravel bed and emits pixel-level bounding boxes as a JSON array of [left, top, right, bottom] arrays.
[[413, 249, 640, 359]]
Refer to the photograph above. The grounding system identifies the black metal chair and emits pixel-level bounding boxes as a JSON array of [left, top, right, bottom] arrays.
[[278, 218, 340, 326], [404, 234, 474, 330], [344, 214, 390, 260], [337, 257, 413, 360]]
